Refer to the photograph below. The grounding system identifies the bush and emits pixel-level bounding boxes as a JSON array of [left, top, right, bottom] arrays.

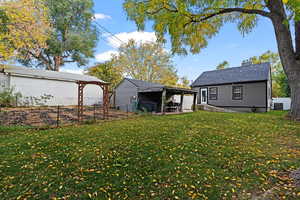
[[0, 86, 22, 107]]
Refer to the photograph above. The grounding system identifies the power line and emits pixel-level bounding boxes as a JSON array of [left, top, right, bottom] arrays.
[[96, 29, 113, 44], [96, 22, 125, 44], [94, 25, 120, 46], [93, 21, 125, 46]]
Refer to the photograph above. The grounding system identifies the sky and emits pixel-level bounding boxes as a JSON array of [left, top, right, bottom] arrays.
[[63, 0, 278, 82]]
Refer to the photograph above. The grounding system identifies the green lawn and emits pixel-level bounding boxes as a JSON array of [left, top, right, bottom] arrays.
[[1, 111, 300, 199]]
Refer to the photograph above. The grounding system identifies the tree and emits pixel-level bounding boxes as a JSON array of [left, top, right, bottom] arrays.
[[0, 0, 50, 63], [242, 50, 280, 66], [18, 0, 98, 71], [178, 76, 190, 88], [244, 51, 290, 97], [111, 40, 179, 87], [123, 0, 300, 120], [86, 61, 123, 89], [216, 61, 229, 70]]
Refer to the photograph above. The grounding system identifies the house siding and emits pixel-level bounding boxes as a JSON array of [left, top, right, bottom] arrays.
[[193, 81, 269, 112], [10, 75, 103, 106], [115, 79, 138, 112]]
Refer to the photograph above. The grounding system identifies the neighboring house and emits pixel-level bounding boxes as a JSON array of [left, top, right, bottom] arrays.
[[114, 78, 197, 112], [0, 65, 104, 106], [191, 63, 272, 112]]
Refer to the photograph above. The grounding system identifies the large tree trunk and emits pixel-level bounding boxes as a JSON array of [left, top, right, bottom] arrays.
[[54, 56, 62, 71], [290, 73, 300, 120], [269, 1, 300, 120]]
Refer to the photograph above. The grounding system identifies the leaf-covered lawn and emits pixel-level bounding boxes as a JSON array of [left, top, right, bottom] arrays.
[[0, 111, 300, 199]]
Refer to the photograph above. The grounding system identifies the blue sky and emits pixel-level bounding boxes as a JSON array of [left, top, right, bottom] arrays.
[[65, 0, 278, 82]]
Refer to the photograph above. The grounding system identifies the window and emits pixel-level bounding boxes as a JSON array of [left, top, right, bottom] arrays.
[[209, 87, 218, 100], [232, 86, 243, 100]]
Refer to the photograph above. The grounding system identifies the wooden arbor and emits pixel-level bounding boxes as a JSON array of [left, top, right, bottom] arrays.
[[77, 81, 110, 122]]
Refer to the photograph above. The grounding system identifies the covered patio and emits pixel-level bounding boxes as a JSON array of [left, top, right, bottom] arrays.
[[138, 86, 197, 114]]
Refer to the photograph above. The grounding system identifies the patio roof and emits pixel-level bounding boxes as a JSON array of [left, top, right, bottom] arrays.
[[138, 86, 197, 94]]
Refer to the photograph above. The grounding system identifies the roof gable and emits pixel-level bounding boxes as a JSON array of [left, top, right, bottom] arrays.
[[191, 63, 271, 87]]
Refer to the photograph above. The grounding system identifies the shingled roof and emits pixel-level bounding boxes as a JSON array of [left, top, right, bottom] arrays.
[[125, 78, 164, 89], [191, 63, 271, 87], [123, 78, 196, 94], [1, 65, 104, 83]]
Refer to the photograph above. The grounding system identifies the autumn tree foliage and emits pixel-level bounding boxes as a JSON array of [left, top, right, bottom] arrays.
[[0, 0, 50, 63], [123, 0, 300, 120], [111, 40, 180, 87], [216, 61, 229, 70], [86, 61, 123, 89]]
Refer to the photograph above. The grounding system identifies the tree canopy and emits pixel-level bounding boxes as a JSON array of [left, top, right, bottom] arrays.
[[123, 0, 273, 55], [0, 0, 50, 63], [111, 40, 180, 87], [88, 40, 190, 89], [18, 0, 98, 71], [216, 61, 229, 70], [86, 61, 123, 89]]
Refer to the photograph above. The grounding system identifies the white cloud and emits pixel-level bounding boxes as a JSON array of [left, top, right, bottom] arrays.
[[95, 50, 118, 62], [61, 68, 84, 75], [107, 31, 157, 48], [94, 13, 112, 20], [96, 32, 158, 63]]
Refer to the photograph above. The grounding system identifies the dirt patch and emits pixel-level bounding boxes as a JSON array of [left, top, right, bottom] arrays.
[[0, 106, 134, 127]]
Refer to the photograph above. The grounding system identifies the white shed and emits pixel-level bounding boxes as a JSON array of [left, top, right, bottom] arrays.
[[0, 65, 104, 106]]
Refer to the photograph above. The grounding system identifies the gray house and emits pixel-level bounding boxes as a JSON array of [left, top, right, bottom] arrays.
[[191, 63, 272, 112], [114, 78, 197, 113]]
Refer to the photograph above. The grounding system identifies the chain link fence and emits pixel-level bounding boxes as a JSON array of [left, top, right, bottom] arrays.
[[0, 104, 134, 128]]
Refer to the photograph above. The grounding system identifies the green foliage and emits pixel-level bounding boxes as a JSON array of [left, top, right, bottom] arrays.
[[111, 40, 180, 87], [0, 111, 300, 199], [178, 76, 190, 88], [18, 0, 98, 71], [123, 0, 265, 55], [0, 85, 53, 107], [0, 9, 9, 34], [284, 0, 300, 21], [275, 71, 291, 97], [0, 87, 21, 107], [243, 50, 280, 66], [86, 61, 123, 89], [216, 61, 229, 70]]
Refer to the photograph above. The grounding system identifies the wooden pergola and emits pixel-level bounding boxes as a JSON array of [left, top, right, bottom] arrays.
[[77, 81, 110, 122]]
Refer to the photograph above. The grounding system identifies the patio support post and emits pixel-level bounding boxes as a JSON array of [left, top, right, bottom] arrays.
[[180, 92, 184, 112], [193, 93, 197, 111], [161, 89, 166, 114]]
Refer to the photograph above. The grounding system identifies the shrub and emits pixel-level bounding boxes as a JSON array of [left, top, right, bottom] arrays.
[[0, 85, 53, 107], [0, 86, 22, 107]]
